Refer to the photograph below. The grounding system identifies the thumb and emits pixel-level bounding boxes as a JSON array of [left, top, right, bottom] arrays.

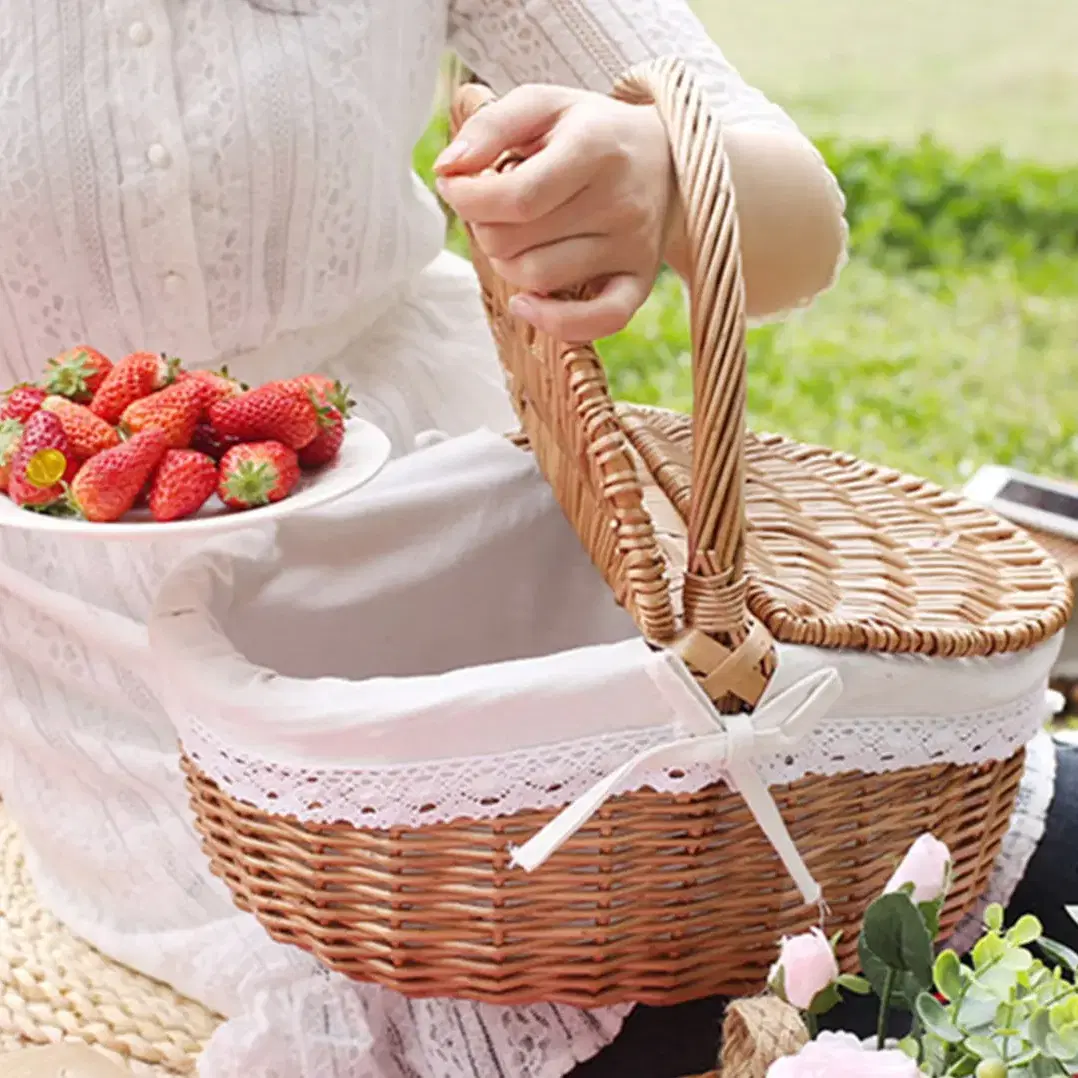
[[435, 85, 574, 176]]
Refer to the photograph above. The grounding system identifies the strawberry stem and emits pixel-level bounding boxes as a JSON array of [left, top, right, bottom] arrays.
[[223, 460, 278, 506], [58, 481, 86, 519], [162, 354, 184, 385]]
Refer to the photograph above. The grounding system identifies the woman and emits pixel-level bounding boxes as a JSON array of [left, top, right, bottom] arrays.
[[0, 1, 844, 1075]]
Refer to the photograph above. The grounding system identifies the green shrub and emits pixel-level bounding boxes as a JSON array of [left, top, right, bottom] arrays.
[[816, 135, 1078, 270]]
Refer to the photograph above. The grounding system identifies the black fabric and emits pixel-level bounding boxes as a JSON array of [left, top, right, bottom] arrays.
[[568, 739, 1078, 1077]]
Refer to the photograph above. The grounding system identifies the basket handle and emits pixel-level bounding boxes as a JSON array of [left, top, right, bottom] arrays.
[[612, 58, 752, 647], [451, 60, 765, 703]]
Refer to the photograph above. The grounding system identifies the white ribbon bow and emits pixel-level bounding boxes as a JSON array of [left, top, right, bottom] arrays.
[[510, 666, 844, 906]]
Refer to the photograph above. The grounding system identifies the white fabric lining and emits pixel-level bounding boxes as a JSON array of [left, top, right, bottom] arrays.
[[151, 429, 1061, 833]]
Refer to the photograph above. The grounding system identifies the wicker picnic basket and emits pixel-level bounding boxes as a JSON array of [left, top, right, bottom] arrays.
[[171, 58, 1071, 1007]]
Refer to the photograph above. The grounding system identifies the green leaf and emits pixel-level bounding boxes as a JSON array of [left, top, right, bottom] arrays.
[[973, 933, 1007, 969], [768, 963, 787, 1003], [806, 983, 842, 1016], [862, 893, 935, 988], [1029, 1007, 1053, 1052], [1046, 1031, 1078, 1059], [999, 946, 1035, 972], [1031, 1055, 1066, 1078], [1037, 937, 1078, 974], [919, 897, 943, 941], [963, 1034, 1000, 1059], [1008, 1048, 1040, 1067], [1007, 914, 1044, 947], [836, 973, 871, 995], [921, 1031, 950, 1074], [1049, 1022, 1078, 1057], [897, 1037, 921, 1061], [954, 994, 997, 1030], [935, 949, 966, 1001], [916, 991, 964, 1043], [984, 904, 1005, 933], [975, 963, 1021, 1000], [859, 936, 917, 1012]]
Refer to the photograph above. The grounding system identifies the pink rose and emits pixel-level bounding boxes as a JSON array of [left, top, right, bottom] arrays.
[[769, 928, 838, 1009], [767, 1031, 925, 1077], [885, 834, 952, 903]]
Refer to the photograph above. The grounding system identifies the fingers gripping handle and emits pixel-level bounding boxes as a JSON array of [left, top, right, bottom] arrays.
[[451, 60, 763, 682]]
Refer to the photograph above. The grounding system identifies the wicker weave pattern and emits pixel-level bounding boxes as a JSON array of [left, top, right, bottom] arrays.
[[185, 749, 1024, 1006], [180, 59, 1068, 1007], [625, 408, 1070, 655]]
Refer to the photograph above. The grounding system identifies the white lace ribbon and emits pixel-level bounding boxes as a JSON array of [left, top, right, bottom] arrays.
[[509, 667, 844, 905]]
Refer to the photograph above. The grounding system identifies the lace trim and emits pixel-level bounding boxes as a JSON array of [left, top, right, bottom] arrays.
[[181, 683, 1050, 828]]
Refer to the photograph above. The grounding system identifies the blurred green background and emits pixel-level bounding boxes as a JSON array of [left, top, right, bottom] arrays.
[[417, 1, 1078, 487]]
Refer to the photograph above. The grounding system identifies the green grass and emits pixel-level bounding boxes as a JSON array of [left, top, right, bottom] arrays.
[[692, 0, 1078, 164], [602, 260, 1078, 486], [683, 0, 1078, 485]]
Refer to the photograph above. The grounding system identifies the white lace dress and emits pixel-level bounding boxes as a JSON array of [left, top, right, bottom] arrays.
[[0, 1, 1049, 1076]]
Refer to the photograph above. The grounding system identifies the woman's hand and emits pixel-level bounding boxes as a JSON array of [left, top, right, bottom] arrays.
[[435, 85, 678, 342]]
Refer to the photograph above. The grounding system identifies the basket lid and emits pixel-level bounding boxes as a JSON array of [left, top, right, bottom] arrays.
[[452, 59, 1071, 710]]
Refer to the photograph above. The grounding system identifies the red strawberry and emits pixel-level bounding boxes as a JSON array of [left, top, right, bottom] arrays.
[[90, 352, 180, 424], [0, 419, 24, 493], [68, 429, 169, 522], [268, 374, 354, 416], [190, 419, 240, 462], [1, 384, 47, 423], [41, 396, 121, 459], [296, 405, 345, 469], [218, 441, 300, 510], [148, 449, 218, 522], [121, 380, 213, 449], [209, 387, 320, 450], [8, 411, 76, 509], [178, 366, 247, 404], [44, 346, 113, 402]]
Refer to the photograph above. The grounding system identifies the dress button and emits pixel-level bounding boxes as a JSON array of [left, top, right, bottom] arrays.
[[128, 22, 152, 46], [163, 272, 184, 295], [146, 143, 172, 169]]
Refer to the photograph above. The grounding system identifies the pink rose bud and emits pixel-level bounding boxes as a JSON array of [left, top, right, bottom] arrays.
[[885, 834, 952, 903], [769, 928, 839, 1010], [767, 1031, 926, 1077]]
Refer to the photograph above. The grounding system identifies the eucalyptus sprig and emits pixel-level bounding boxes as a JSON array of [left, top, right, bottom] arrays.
[[849, 897, 1078, 1077], [771, 833, 1078, 1078]]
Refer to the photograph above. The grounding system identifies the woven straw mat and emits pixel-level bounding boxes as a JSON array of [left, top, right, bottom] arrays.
[[0, 804, 219, 1076]]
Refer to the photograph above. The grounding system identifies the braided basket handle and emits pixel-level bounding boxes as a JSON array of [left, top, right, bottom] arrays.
[[612, 58, 752, 632], [452, 59, 769, 707]]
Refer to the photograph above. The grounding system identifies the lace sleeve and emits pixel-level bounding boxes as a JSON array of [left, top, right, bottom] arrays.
[[446, 0, 797, 132]]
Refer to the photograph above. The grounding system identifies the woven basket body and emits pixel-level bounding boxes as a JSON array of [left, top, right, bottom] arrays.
[[180, 60, 1070, 1007]]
